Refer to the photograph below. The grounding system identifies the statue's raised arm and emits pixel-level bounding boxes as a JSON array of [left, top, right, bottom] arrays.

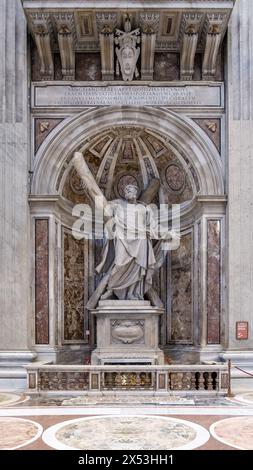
[[73, 152, 107, 212]]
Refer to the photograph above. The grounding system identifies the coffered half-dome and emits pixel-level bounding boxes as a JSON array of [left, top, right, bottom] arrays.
[[61, 126, 195, 205]]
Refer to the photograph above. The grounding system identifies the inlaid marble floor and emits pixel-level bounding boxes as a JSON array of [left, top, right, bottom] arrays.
[[0, 392, 253, 450], [42, 415, 209, 450]]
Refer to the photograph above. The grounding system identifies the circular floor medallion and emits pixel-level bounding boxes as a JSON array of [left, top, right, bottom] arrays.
[[0, 392, 29, 407], [42, 415, 209, 450], [0, 417, 43, 450], [210, 416, 253, 450], [232, 393, 253, 405]]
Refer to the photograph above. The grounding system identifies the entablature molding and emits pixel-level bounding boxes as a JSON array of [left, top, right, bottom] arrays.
[[23, 0, 235, 81]]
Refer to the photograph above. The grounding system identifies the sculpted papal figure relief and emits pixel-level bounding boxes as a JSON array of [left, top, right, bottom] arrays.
[[115, 16, 140, 81], [73, 153, 179, 309]]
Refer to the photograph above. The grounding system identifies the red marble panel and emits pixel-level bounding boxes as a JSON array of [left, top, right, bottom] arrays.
[[64, 231, 86, 341], [35, 219, 49, 344], [207, 220, 221, 344], [171, 232, 193, 343]]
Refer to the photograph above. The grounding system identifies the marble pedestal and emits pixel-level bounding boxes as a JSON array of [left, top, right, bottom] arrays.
[[91, 300, 164, 365]]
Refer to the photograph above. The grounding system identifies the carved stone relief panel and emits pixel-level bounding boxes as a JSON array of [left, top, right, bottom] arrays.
[[156, 151, 193, 204], [35, 118, 64, 153], [170, 231, 193, 344], [193, 118, 221, 153], [63, 229, 88, 342], [111, 320, 145, 344]]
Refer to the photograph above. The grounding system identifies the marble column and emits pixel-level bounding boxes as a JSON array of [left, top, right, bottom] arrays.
[[0, 0, 36, 389], [222, 0, 253, 390]]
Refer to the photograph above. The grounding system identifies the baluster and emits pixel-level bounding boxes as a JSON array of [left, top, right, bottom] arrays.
[[115, 372, 122, 388], [106, 372, 113, 389], [140, 372, 146, 386], [182, 372, 191, 390], [212, 372, 218, 390], [145, 372, 151, 388], [198, 372, 205, 390], [207, 372, 213, 391], [168, 372, 171, 390], [136, 373, 141, 388], [191, 372, 197, 390]]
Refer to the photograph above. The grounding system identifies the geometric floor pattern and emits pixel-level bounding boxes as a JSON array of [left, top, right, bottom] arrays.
[[42, 415, 210, 450]]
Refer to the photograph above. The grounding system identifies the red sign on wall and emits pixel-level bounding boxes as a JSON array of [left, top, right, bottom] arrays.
[[236, 322, 249, 340]]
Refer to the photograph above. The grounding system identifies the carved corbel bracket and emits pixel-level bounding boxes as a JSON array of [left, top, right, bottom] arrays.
[[180, 13, 203, 81], [29, 13, 54, 80], [53, 13, 76, 80], [96, 12, 117, 81], [202, 13, 227, 80], [140, 12, 160, 81]]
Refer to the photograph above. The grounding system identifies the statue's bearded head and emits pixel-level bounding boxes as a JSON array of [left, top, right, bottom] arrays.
[[124, 183, 138, 201]]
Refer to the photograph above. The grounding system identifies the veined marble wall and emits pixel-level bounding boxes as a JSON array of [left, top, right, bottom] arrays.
[[207, 220, 221, 345], [170, 232, 193, 344], [63, 230, 88, 343], [227, 0, 253, 350], [0, 0, 31, 351]]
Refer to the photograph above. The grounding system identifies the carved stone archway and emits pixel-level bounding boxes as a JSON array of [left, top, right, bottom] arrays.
[[30, 106, 226, 364], [31, 106, 224, 197]]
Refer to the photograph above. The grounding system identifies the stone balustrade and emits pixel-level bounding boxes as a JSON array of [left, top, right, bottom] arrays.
[[26, 364, 229, 395]]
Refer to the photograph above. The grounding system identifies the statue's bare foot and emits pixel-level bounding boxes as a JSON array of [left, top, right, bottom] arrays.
[[101, 289, 113, 300]]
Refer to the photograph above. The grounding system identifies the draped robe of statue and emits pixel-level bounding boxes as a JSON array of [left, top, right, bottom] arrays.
[[96, 199, 162, 301], [73, 152, 176, 309]]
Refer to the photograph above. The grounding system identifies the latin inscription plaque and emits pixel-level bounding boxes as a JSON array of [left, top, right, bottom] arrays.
[[32, 83, 223, 108]]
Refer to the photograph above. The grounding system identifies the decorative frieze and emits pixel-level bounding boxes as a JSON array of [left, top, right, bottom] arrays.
[[24, 4, 234, 82]]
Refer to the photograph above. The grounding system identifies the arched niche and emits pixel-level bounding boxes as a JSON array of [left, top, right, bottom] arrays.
[[31, 106, 224, 197], [30, 106, 226, 363]]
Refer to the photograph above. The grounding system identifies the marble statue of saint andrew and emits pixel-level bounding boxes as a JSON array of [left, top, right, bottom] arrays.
[[73, 152, 178, 309]]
